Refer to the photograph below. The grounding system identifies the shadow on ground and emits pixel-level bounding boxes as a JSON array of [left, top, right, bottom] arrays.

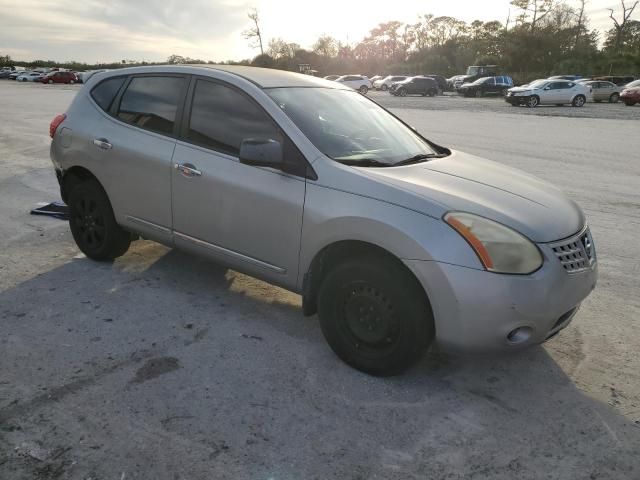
[[1, 241, 639, 479]]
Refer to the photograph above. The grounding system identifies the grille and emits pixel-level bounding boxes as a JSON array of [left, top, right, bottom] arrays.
[[550, 228, 595, 273]]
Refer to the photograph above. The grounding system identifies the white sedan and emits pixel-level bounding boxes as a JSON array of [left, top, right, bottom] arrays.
[[505, 79, 591, 107], [334, 75, 371, 94], [16, 71, 44, 82]]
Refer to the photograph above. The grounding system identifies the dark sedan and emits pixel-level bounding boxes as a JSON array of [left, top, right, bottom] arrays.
[[389, 76, 438, 97], [457, 76, 514, 97]]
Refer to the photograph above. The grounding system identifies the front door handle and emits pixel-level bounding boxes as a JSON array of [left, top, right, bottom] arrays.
[[92, 138, 112, 150], [174, 163, 202, 177]]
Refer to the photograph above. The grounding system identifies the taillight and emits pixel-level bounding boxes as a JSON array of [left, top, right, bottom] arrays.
[[49, 114, 66, 138]]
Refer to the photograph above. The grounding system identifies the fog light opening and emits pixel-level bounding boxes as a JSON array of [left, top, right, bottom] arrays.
[[507, 326, 533, 345]]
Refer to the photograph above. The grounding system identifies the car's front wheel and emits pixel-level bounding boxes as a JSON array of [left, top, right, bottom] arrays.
[[317, 255, 434, 376], [527, 95, 540, 108], [381, 84, 388, 91], [572, 95, 586, 107], [609, 93, 619, 103], [48, 79, 53, 84], [398, 88, 407, 97], [68, 179, 131, 261], [358, 85, 368, 94], [475, 89, 483, 98]]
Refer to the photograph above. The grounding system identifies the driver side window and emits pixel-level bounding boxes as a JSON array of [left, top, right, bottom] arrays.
[[186, 79, 282, 156]]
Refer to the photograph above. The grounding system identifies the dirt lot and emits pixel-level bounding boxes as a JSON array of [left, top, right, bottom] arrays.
[[1, 81, 640, 479]]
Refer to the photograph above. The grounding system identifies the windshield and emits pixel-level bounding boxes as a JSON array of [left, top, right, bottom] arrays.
[[267, 87, 438, 166], [527, 80, 548, 89], [626, 79, 640, 88]]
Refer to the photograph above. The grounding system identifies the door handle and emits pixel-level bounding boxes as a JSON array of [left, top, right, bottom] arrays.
[[174, 163, 202, 177], [93, 138, 112, 150]]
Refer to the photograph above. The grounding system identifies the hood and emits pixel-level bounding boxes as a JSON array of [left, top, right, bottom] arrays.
[[356, 150, 584, 243], [509, 86, 536, 93]]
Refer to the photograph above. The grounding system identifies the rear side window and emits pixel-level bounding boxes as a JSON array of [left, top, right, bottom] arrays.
[[186, 80, 281, 156], [91, 77, 126, 112], [116, 76, 186, 135]]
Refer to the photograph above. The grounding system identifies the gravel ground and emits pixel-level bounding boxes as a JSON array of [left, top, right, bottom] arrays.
[[1, 80, 639, 480], [370, 89, 640, 121]]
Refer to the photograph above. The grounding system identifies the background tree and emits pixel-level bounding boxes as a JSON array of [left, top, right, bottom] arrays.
[[243, 8, 264, 56], [606, 0, 639, 52]]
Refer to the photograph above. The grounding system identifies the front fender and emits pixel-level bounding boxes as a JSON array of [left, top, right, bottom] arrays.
[[297, 182, 483, 289]]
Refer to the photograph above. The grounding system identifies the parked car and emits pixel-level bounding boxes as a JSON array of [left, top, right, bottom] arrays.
[[9, 71, 23, 80], [335, 75, 370, 94], [505, 79, 590, 107], [457, 76, 514, 97], [620, 79, 640, 106], [49, 65, 597, 375], [369, 75, 384, 85], [0, 70, 12, 79], [41, 71, 78, 84], [389, 76, 438, 97], [323, 75, 340, 81], [16, 71, 44, 82], [452, 65, 500, 89], [582, 81, 622, 103], [423, 74, 447, 94], [374, 75, 407, 91]]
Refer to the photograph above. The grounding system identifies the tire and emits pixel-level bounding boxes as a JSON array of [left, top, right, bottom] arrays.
[[68, 179, 131, 261], [358, 85, 368, 94], [48, 79, 53, 84], [527, 95, 539, 108], [572, 95, 586, 107], [609, 93, 619, 103], [475, 89, 482, 98], [428, 88, 436, 97], [624, 101, 636, 106], [399, 88, 407, 97], [317, 255, 434, 376], [381, 84, 388, 91]]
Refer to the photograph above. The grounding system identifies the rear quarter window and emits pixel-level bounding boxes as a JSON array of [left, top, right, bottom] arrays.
[[90, 76, 126, 112]]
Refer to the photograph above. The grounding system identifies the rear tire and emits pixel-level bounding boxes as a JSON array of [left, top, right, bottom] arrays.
[[317, 255, 434, 376], [68, 179, 131, 261], [572, 95, 586, 107]]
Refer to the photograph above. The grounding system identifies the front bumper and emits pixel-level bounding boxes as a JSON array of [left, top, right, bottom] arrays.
[[404, 241, 597, 351], [505, 94, 528, 105]]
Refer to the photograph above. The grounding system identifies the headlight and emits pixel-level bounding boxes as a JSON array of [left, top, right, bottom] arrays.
[[444, 212, 543, 274]]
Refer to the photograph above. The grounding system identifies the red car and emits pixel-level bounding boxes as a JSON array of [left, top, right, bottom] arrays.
[[41, 71, 78, 85], [620, 79, 640, 106]]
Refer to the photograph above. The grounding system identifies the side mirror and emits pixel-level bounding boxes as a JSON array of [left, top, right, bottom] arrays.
[[239, 138, 283, 169]]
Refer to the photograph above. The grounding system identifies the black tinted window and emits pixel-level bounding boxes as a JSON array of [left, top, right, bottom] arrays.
[[187, 80, 281, 156], [117, 76, 185, 135], [91, 77, 126, 111]]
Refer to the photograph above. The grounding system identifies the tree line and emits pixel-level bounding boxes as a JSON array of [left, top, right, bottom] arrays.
[[1, 0, 638, 84]]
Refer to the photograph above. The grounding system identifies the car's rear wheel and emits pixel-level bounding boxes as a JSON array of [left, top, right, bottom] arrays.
[[572, 95, 586, 107], [68, 179, 131, 261], [358, 85, 368, 94], [317, 255, 434, 376], [609, 93, 619, 103], [381, 84, 388, 91], [527, 95, 539, 108]]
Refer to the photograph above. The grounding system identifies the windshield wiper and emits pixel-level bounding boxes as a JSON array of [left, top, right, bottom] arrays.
[[336, 158, 391, 167], [392, 153, 447, 166]]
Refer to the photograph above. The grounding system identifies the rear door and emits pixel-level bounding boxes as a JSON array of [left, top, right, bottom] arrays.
[[91, 74, 188, 242], [170, 77, 307, 289]]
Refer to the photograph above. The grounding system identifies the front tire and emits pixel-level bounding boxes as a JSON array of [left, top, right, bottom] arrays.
[[609, 93, 619, 103], [527, 95, 539, 108], [381, 84, 388, 91], [68, 179, 131, 261], [358, 85, 368, 94], [48, 79, 53, 84], [317, 255, 434, 376], [475, 89, 482, 98], [399, 88, 407, 97]]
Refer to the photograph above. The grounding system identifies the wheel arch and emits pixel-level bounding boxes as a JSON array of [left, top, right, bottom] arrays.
[[60, 165, 103, 204], [301, 239, 431, 317]]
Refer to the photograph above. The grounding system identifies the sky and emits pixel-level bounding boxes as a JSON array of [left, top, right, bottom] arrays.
[[0, 0, 636, 63]]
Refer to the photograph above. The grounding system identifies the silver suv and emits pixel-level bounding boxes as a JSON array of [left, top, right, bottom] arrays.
[[50, 65, 597, 375]]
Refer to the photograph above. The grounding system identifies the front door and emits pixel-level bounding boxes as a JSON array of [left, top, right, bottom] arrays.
[[171, 78, 306, 289]]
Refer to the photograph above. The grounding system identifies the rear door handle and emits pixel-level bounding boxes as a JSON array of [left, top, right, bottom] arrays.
[[93, 138, 112, 150], [174, 163, 202, 177]]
